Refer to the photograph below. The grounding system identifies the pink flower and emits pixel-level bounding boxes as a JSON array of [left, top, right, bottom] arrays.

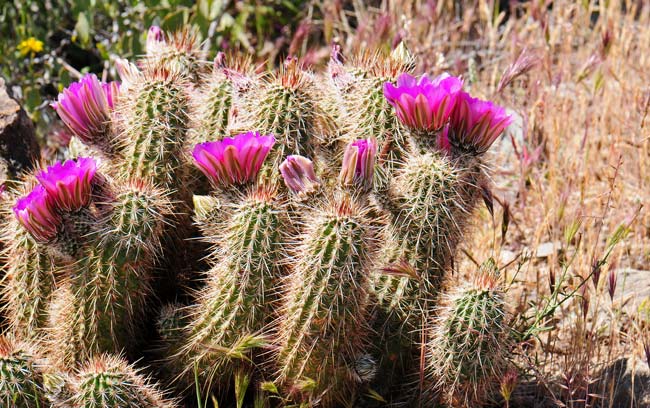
[[192, 132, 276, 186], [36, 157, 97, 212], [448, 92, 513, 154], [339, 138, 377, 189], [438, 125, 452, 154], [280, 155, 320, 194], [146, 25, 165, 54], [13, 185, 61, 242], [384, 73, 463, 132], [51, 74, 120, 144]]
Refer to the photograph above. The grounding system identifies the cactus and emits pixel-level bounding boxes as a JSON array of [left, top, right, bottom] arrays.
[[116, 68, 192, 193], [144, 26, 206, 81], [1, 25, 516, 408], [275, 193, 376, 406], [0, 336, 48, 407], [237, 58, 335, 169], [48, 179, 170, 367], [1, 195, 57, 339], [169, 184, 287, 391], [328, 46, 415, 191], [425, 259, 511, 407], [70, 354, 177, 407]]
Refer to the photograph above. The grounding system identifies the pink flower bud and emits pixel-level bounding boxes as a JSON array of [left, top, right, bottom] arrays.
[[146, 25, 165, 54], [280, 155, 320, 195], [339, 138, 377, 190]]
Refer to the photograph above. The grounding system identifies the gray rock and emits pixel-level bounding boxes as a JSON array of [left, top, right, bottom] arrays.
[[597, 357, 650, 407], [535, 241, 559, 258], [0, 78, 40, 182]]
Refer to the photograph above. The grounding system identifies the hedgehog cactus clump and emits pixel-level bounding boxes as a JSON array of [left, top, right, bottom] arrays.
[[0, 25, 518, 408]]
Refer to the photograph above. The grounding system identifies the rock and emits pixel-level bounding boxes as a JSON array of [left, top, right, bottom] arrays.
[[500, 249, 518, 265], [495, 108, 526, 161], [612, 268, 650, 315], [597, 357, 650, 407], [0, 78, 40, 182], [535, 241, 559, 258]]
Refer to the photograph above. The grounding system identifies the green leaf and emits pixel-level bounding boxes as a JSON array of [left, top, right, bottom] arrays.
[[74, 12, 91, 47], [260, 381, 279, 395], [198, 0, 224, 20], [234, 370, 250, 408], [365, 388, 387, 402]]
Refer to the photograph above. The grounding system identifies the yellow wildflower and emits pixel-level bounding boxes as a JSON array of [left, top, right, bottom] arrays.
[[17, 37, 44, 56]]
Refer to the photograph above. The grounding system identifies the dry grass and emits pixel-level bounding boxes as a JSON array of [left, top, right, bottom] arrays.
[[306, 0, 650, 406]]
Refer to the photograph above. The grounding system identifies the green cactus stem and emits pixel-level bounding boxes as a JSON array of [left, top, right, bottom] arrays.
[[70, 354, 177, 408], [426, 259, 510, 407], [167, 184, 286, 393], [48, 180, 170, 367], [276, 194, 375, 407], [0, 336, 48, 407]]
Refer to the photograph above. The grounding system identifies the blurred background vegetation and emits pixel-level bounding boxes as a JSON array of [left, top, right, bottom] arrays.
[[0, 0, 315, 135]]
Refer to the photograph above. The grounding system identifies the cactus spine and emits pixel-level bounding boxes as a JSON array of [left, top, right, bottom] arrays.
[[276, 194, 375, 406], [426, 259, 510, 407]]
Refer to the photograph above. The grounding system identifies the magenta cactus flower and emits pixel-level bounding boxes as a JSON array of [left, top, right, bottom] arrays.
[[280, 155, 320, 194], [437, 125, 452, 154], [448, 91, 513, 154], [146, 25, 165, 53], [339, 138, 377, 189], [13, 185, 61, 242], [192, 132, 276, 186], [383, 73, 463, 132], [36, 157, 98, 212], [51, 74, 120, 144]]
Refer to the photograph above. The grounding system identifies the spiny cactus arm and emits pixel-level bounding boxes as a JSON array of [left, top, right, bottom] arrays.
[[70, 354, 177, 408], [143, 26, 207, 81], [1, 227, 57, 340], [115, 68, 191, 191], [169, 186, 286, 391], [48, 181, 171, 367], [426, 259, 511, 407], [275, 195, 374, 406], [237, 59, 335, 168], [0, 335, 48, 407], [186, 55, 239, 149], [328, 47, 415, 190]]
